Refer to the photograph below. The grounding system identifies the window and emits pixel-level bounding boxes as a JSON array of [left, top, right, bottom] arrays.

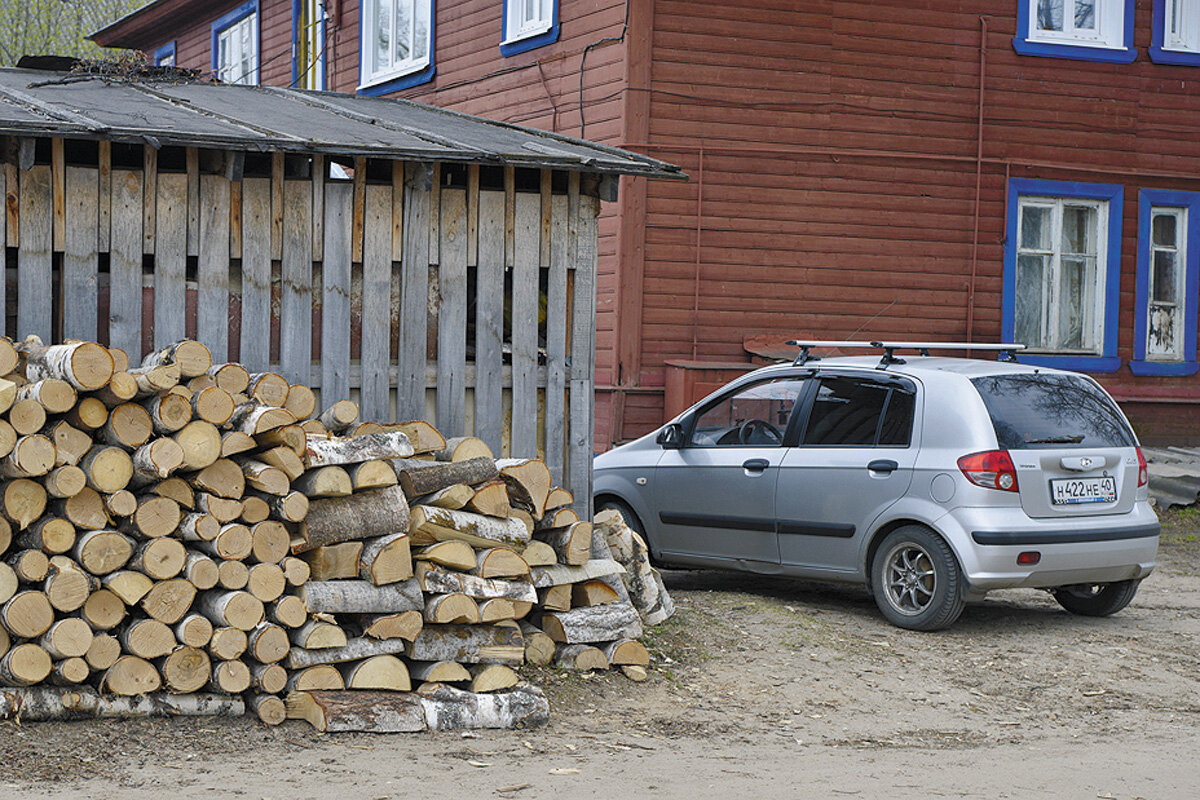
[[802, 377, 915, 447], [971, 374, 1136, 450], [1002, 179, 1122, 372], [1013, 0, 1136, 62], [1151, 0, 1200, 64], [1132, 190, 1200, 375], [688, 378, 806, 447], [212, 2, 258, 85], [153, 42, 176, 67], [359, 0, 434, 93], [294, 0, 326, 90], [501, 0, 559, 56]]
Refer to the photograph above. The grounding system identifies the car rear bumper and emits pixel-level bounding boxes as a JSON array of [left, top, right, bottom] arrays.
[[935, 503, 1159, 591]]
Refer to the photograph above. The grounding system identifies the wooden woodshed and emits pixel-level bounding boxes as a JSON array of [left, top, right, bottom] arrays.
[[0, 64, 682, 512]]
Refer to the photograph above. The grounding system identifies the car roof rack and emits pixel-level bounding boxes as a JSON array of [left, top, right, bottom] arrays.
[[785, 340, 1027, 370]]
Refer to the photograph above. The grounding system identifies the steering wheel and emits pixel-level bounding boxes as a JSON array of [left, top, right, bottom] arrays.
[[738, 419, 783, 445]]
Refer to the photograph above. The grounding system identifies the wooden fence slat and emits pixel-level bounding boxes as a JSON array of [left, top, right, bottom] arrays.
[[271, 153, 284, 262], [474, 190, 505, 455], [154, 172, 188, 348], [360, 183, 392, 422], [239, 177, 272, 370], [391, 160, 405, 263], [436, 188, 467, 438], [51, 139, 64, 254], [97, 141, 111, 253], [17, 164, 52, 342], [229, 180, 242, 260], [142, 146, 156, 254], [197, 174, 231, 363], [398, 162, 432, 421], [567, 175, 595, 517], [467, 165, 479, 267], [280, 179, 313, 385], [109, 169, 143, 360], [351, 157, 366, 264], [186, 148, 199, 258], [428, 163, 441, 266], [311, 155, 325, 260], [545, 194, 569, 488], [62, 166, 99, 341], [510, 192, 540, 459], [4, 162, 18, 250], [321, 181, 353, 405]]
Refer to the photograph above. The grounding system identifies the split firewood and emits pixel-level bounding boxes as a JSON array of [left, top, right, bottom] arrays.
[[414, 563, 537, 603], [518, 621, 556, 666], [217, 560, 249, 590], [139, 578, 196, 624], [424, 593, 481, 624], [104, 489, 137, 518], [9, 399, 46, 436], [300, 542, 363, 581], [464, 481, 511, 517], [408, 660, 469, 684], [495, 458, 552, 519], [304, 431, 414, 469], [405, 622, 524, 666], [194, 492, 242, 523], [55, 487, 104, 530], [297, 579, 423, 615], [49, 421, 90, 467], [409, 506, 530, 550], [347, 460, 397, 491], [478, 598, 522, 623], [529, 558, 625, 589], [340, 655, 411, 691], [435, 437, 493, 463], [142, 340, 212, 378], [290, 620, 348, 650], [129, 538, 187, 581], [24, 339, 114, 391], [207, 627, 248, 661], [156, 645, 211, 693], [101, 570, 153, 605], [220, 431, 257, 457], [521, 540, 557, 567], [358, 533, 412, 585], [256, 447, 304, 481], [129, 363, 181, 399], [199, 591, 265, 631], [120, 618, 176, 659], [412, 540, 476, 571], [151, 476, 194, 509], [0, 643, 53, 686], [284, 635, 409, 669], [533, 521, 592, 566], [240, 495, 270, 524], [291, 465, 352, 498], [190, 387, 235, 426], [603, 639, 650, 666], [73, 530, 135, 576], [267, 595, 309, 629], [230, 402, 295, 435], [238, 460, 288, 495], [9, 548, 49, 582], [255, 424, 306, 456], [94, 372, 137, 406], [207, 362, 250, 394], [246, 563, 286, 603], [468, 663, 518, 693], [555, 643, 609, 671], [249, 520, 289, 564], [212, 659, 252, 693], [19, 516, 76, 554], [317, 400, 359, 433], [571, 580, 621, 607], [286, 664, 344, 691], [360, 611, 423, 641], [247, 622, 290, 664], [81, 588, 124, 630], [293, 486, 409, 552], [39, 618, 93, 659], [392, 457, 497, 498], [538, 602, 644, 644], [391, 420, 446, 454], [43, 556, 95, 612], [85, 633, 121, 671], [534, 507, 580, 531], [0, 516, 10, 554], [249, 693, 287, 726], [416, 483, 473, 510], [174, 613, 215, 648], [188, 459, 245, 499], [19, 378, 77, 415], [251, 662, 288, 694], [173, 421, 222, 471]]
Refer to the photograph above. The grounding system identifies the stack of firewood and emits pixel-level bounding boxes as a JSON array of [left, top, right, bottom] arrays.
[[0, 335, 672, 731]]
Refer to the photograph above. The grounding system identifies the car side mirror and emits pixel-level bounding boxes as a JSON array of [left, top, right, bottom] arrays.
[[657, 423, 684, 450]]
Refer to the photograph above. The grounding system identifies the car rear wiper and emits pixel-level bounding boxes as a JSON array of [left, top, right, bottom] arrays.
[[1024, 435, 1085, 444]]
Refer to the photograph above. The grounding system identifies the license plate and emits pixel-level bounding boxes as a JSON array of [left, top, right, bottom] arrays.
[[1050, 476, 1117, 505]]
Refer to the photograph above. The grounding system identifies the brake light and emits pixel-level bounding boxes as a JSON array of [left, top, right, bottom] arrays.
[[957, 450, 1019, 492], [1136, 447, 1148, 488]]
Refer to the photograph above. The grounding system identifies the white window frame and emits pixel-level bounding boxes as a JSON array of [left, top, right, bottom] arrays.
[[503, 0, 553, 45], [1028, 0, 1126, 49], [216, 11, 258, 85], [1146, 207, 1188, 360], [1164, 0, 1200, 51], [296, 0, 326, 90], [359, 0, 433, 90], [1015, 196, 1109, 355]]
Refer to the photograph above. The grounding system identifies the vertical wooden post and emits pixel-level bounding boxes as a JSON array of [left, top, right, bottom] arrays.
[[197, 174, 231, 362], [154, 172, 188, 347], [436, 188, 467, 438], [568, 175, 596, 517], [239, 178, 272, 371], [474, 190, 505, 455], [109, 169, 144, 360], [17, 163, 52, 341], [186, 148, 200, 258], [397, 162, 431, 421], [280, 179, 313, 384], [97, 140, 111, 253], [545, 192, 569, 488], [142, 146, 157, 255], [360, 183, 393, 421], [62, 166, 99, 341], [321, 181, 353, 404], [51, 138, 65, 254], [510, 192, 539, 459]]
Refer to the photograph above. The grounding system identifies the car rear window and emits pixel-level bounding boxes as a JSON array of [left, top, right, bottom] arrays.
[[970, 373, 1135, 450]]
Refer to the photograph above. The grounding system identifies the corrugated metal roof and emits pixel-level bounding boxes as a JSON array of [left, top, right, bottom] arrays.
[[1144, 447, 1200, 509], [0, 68, 684, 180]]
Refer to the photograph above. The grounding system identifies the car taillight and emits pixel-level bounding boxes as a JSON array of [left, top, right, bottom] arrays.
[[957, 450, 1019, 492], [1136, 447, 1148, 488]]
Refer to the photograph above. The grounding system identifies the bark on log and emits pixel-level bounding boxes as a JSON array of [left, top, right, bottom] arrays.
[[293, 486, 410, 552], [199, 591, 265, 631], [358, 533, 412, 585], [141, 340, 212, 378], [251, 662, 288, 694], [25, 340, 114, 390], [297, 578, 423, 614], [533, 522, 592, 567], [304, 431, 414, 468], [18, 516, 75, 554], [495, 458, 552, 519], [529, 559, 625, 589], [405, 623, 524, 666], [317, 400, 359, 433], [129, 363, 180, 399], [247, 373, 289, 407], [49, 657, 89, 685], [285, 635, 408, 669], [156, 645, 211, 693], [537, 602, 644, 644], [255, 424, 306, 456], [177, 512, 219, 542], [266, 490, 308, 523], [183, 552, 219, 591], [286, 688, 424, 732], [144, 393, 192, 436], [435, 436, 493, 463], [518, 621, 556, 666], [555, 643, 609, 671], [230, 402, 295, 435], [596, 508, 676, 625], [0, 686, 243, 720], [419, 684, 549, 730], [415, 563, 537, 603], [409, 506, 530, 550], [18, 379, 76, 414], [393, 457, 497, 498]]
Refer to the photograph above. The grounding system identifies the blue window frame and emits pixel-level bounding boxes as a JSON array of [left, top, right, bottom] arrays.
[[1012, 0, 1137, 63], [211, 0, 259, 85], [1002, 178, 1123, 373], [1131, 190, 1200, 375], [500, 0, 560, 57], [153, 41, 176, 67], [358, 0, 435, 95], [1150, 0, 1200, 65], [292, 0, 326, 89]]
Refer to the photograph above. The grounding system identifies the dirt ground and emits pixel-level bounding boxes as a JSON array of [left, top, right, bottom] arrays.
[[7, 509, 1200, 799]]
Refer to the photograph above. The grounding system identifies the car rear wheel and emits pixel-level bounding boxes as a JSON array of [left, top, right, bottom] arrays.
[[1052, 580, 1140, 617], [871, 526, 965, 631]]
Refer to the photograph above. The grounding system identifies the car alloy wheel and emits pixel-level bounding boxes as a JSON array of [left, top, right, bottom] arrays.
[[882, 543, 936, 616], [870, 525, 965, 631]]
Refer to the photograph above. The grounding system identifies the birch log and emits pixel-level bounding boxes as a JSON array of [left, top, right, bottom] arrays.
[[293, 486, 410, 552], [297, 578, 423, 614], [0, 686, 243, 720], [537, 602, 644, 644], [409, 506, 530, 550], [304, 432, 414, 468]]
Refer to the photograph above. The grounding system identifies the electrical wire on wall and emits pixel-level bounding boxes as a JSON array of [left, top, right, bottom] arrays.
[[578, 0, 629, 138]]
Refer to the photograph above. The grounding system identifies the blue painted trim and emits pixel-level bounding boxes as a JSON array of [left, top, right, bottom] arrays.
[[499, 0, 560, 57], [1129, 189, 1200, 376], [152, 41, 176, 66], [1012, 0, 1137, 63], [210, 0, 259, 82], [357, 0, 437, 94], [1002, 178, 1124, 374], [1149, 0, 1200, 65]]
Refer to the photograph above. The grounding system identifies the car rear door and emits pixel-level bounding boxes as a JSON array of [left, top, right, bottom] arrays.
[[651, 375, 809, 568], [775, 372, 919, 575]]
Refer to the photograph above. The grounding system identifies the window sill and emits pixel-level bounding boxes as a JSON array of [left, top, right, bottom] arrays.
[[1129, 359, 1200, 376], [1015, 354, 1122, 373], [500, 22, 560, 57], [358, 61, 435, 95], [1011, 36, 1138, 63], [1148, 45, 1200, 66]]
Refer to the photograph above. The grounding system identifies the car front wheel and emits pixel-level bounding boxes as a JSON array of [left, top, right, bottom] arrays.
[[871, 526, 965, 631], [1052, 580, 1140, 617]]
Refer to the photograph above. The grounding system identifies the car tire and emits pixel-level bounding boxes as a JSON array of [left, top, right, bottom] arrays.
[[870, 526, 965, 631], [1052, 580, 1140, 617]]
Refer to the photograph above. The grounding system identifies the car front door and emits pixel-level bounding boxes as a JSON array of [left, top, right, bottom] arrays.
[[776, 372, 919, 576], [651, 375, 808, 569]]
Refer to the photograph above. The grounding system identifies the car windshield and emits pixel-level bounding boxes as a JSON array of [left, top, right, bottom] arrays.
[[970, 373, 1136, 450]]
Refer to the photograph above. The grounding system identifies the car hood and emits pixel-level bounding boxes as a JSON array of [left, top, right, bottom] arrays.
[[594, 429, 664, 470]]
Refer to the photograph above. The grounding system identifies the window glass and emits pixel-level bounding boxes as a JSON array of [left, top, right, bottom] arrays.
[[296, 0, 325, 90], [971, 374, 1135, 449], [505, 0, 553, 41], [689, 378, 805, 448], [878, 388, 916, 447], [1165, 0, 1200, 51], [361, 0, 432, 86], [1147, 207, 1187, 359], [1028, 0, 1125, 48], [217, 13, 258, 85], [804, 377, 891, 446]]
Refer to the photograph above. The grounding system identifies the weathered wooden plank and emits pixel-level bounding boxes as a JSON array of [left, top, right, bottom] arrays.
[[510, 192, 540, 459], [51, 138, 64, 254], [436, 188, 467, 438], [228, 180, 242, 260], [62, 166, 99, 341], [17, 164, 52, 341], [467, 164, 479, 267], [154, 172, 188, 347], [545, 194, 569, 487], [142, 146, 156, 254], [568, 181, 597, 516], [539, 170, 552, 268], [270, 152, 284, 262], [310, 154, 324, 260], [3, 161, 18, 250], [239, 178, 272, 371], [398, 162, 432, 421], [360, 183, 392, 422], [280, 179, 313, 385], [391, 160, 404, 263], [108, 169, 143, 360], [428, 163, 441, 266], [474, 190, 505, 456], [186, 148, 199, 258], [197, 174, 231, 363], [321, 181, 353, 404], [503, 167, 515, 268], [97, 141, 111, 253], [351, 157, 365, 264]]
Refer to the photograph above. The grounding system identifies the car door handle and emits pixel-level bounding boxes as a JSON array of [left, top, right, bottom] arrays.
[[742, 458, 770, 473], [867, 459, 899, 473]]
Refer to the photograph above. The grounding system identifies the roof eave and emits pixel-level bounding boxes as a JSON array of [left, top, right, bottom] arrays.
[[89, 0, 192, 48]]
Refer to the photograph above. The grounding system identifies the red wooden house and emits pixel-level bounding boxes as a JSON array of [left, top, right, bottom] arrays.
[[95, 0, 1200, 446]]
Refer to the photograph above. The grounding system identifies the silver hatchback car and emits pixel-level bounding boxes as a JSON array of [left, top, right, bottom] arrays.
[[593, 342, 1159, 631]]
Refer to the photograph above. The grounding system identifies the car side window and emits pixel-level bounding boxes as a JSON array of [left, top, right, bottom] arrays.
[[688, 377, 807, 447], [803, 376, 915, 447]]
